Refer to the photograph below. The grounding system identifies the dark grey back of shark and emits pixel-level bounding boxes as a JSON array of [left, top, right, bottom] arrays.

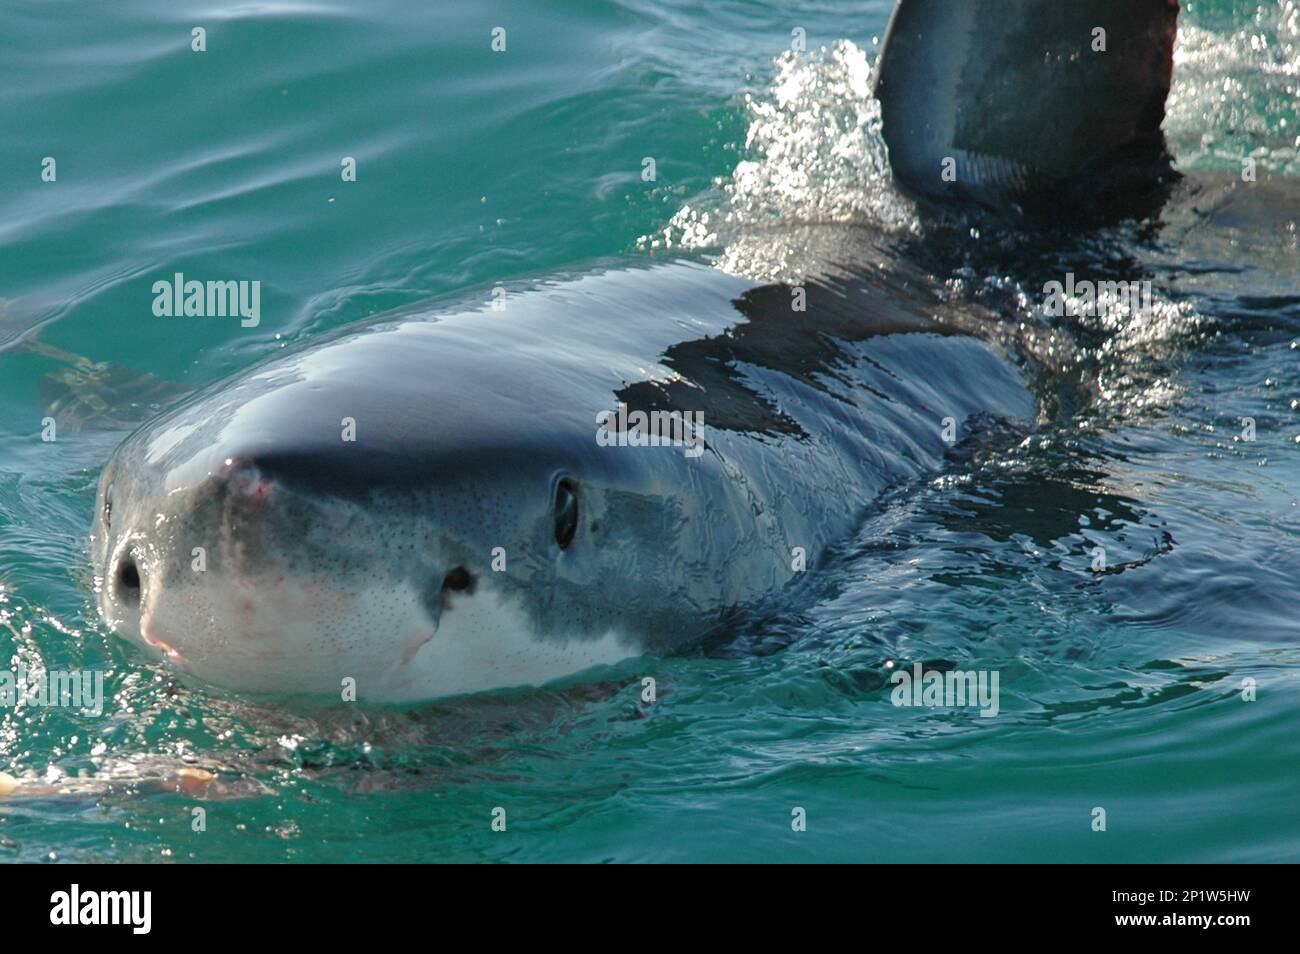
[[873, 0, 1180, 223]]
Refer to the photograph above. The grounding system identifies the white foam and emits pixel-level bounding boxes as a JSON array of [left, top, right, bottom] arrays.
[[638, 39, 918, 280]]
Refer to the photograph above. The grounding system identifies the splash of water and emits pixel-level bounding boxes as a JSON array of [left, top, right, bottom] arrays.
[[638, 40, 916, 280], [1168, 1, 1300, 174]]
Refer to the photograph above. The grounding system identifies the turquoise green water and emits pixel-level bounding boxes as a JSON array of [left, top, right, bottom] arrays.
[[1, 0, 1299, 862]]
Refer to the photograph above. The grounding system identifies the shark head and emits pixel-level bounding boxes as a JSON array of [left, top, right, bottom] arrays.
[[91, 299, 738, 703]]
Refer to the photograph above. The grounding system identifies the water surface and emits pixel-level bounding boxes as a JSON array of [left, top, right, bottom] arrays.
[[0, 0, 1297, 862]]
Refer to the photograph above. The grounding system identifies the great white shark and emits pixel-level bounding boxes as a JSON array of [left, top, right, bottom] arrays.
[[90, 0, 1269, 702], [93, 261, 1037, 700]]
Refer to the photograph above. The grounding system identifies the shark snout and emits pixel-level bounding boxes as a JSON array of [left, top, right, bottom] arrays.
[[92, 397, 642, 700], [94, 450, 494, 695], [103, 536, 181, 663]]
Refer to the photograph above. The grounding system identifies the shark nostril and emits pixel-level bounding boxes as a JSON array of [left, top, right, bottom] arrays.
[[442, 566, 474, 594], [117, 553, 142, 607]]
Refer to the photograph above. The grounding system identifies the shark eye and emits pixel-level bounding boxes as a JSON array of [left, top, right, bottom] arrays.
[[103, 482, 114, 529], [554, 479, 578, 550]]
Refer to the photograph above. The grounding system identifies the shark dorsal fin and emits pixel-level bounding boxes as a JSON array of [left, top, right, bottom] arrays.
[[874, 0, 1180, 221]]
